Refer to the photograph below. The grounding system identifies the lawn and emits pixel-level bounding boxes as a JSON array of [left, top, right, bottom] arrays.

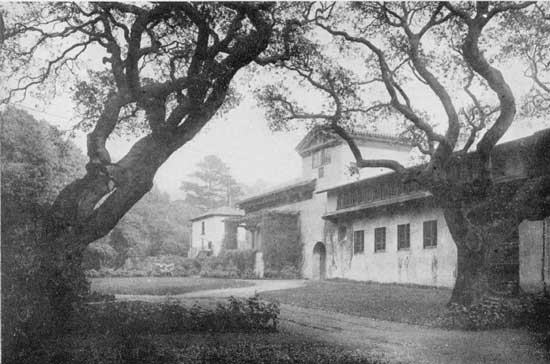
[[89, 276, 254, 296], [261, 279, 452, 326], [47, 332, 386, 364]]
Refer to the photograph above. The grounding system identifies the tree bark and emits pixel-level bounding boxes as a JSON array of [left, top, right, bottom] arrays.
[[38, 134, 177, 331], [450, 244, 489, 305]]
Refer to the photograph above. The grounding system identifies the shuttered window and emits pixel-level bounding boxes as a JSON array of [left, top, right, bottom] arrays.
[[374, 227, 386, 252], [423, 220, 438, 248], [397, 223, 410, 250], [353, 230, 364, 254]]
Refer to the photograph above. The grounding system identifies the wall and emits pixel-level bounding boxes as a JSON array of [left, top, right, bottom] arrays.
[[190, 215, 227, 256], [249, 192, 328, 279], [519, 217, 550, 293], [324, 205, 457, 287], [302, 141, 413, 191]]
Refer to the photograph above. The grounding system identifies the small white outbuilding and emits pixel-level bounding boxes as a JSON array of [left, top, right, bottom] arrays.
[[188, 206, 244, 258]]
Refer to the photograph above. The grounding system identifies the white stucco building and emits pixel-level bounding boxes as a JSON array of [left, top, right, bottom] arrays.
[[189, 206, 244, 258], [233, 126, 550, 291]]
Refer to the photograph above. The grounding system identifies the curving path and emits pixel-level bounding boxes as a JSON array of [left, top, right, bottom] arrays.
[[115, 279, 306, 302], [116, 279, 548, 364]]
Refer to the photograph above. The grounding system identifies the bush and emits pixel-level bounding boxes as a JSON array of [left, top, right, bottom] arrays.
[[200, 250, 256, 278], [437, 295, 550, 332], [70, 294, 279, 335], [264, 265, 301, 279]]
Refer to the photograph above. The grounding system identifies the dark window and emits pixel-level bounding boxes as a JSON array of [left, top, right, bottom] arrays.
[[374, 227, 386, 252], [423, 220, 438, 248], [353, 230, 364, 254], [312, 148, 331, 168], [338, 226, 347, 241], [318, 166, 324, 178], [201, 221, 205, 235], [208, 241, 213, 250], [397, 223, 410, 250]]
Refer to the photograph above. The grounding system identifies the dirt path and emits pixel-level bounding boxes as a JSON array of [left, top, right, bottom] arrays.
[[279, 304, 547, 364], [115, 279, 306, 302], [116, 279, 548, 364]]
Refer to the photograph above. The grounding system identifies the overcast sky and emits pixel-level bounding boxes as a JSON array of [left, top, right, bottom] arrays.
[[7, 2, 549, 201]]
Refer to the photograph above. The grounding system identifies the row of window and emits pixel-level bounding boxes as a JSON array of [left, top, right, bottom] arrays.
[[351, 220, 438, 254]]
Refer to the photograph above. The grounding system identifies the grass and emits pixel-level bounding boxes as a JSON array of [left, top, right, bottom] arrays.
[[9, 297, 387, 364], [40, 332, 387, 364], [89, 276, 254, 296], [261, 279, 452, 326]]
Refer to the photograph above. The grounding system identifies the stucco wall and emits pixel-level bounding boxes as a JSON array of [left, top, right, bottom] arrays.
[[324, 205, 457, 287], [519, 218, 550, 293], [252, 193, 327, 279], [191, 216, 226, 256], [302, 142, 413, 192]]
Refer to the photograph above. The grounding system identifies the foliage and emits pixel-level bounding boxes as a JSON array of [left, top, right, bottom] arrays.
[[258, 1, 550, 305], [1, 107, 87, 360], [261, 213, 303, 275], [70, 295, 279, 335], [2, 3, 297, 342], [180, 155, 245, 211], [7, 330, 384, 364], [1, 107, 86, 205], [437, 295, 550, 332], [264, 265, 301, 279], [200, 250, 258, 279], [83, 190, 200, 271]]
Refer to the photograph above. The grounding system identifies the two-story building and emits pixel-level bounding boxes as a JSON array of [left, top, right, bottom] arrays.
[[232, 126, 549, 292]]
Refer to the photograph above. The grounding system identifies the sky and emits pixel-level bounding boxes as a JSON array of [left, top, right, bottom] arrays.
[[5, 2, 549, 201], [14, 93, 307, 201]]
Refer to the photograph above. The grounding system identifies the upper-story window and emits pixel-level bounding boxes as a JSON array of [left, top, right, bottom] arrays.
[[201, 221, 205, 235], [312, 148, 331, 168]]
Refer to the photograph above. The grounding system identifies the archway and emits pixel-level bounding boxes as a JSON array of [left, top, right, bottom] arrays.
[[312, 242, 327, 280]]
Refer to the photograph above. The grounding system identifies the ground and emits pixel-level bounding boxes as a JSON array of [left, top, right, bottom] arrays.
[[92, 277, 549, 364], [261, 279, 451, 326]]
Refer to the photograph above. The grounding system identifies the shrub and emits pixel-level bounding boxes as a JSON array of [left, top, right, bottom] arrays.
[[70, 294, 279, 335], [437, 295, 550, 332], [199, 250, 256, 278], [264, 265, 301, 279]]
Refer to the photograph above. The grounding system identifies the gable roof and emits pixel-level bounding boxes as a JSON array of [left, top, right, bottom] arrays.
[[190, 206, 244, 222], [237, 178, 317, 212], [295, 125, 411, 157]]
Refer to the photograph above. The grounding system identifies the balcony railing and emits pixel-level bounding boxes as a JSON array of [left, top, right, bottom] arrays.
[[336, 179, 423, 210]]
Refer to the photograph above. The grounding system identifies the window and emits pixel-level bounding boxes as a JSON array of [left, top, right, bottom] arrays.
[[397, 223, 410, 250], [353, 230, 364, 254], [207, 241, 213, 250], [318, 166, 324, 178], [338, 226, 347, 241], [423, 220, 438, 248], [312, 148, 331, 168], [374, 227, 386, 252], [201, 221, 205, 235]]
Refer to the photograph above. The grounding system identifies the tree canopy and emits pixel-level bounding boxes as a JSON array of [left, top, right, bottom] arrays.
[[258, 1, 550, 305], [1, 107, 86, 207], [180, 154, 244, 211]]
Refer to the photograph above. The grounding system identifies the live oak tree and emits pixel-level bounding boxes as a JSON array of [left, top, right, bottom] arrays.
[[260, 2, 550, 305], [500, 2, 550, 117], [1, 1, 298, 331]]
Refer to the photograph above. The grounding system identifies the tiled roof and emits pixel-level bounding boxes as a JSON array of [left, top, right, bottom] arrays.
[[190, 206, 244, 222]]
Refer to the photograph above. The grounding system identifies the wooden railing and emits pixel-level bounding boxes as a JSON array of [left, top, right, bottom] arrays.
[[336, 179, 423, 210], [335, 151, 526, 211]]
